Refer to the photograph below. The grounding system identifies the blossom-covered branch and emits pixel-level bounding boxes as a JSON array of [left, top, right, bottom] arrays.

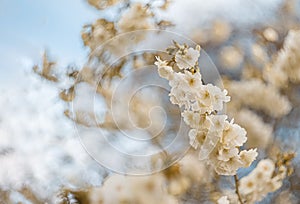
[[155, 42, 258, 176]]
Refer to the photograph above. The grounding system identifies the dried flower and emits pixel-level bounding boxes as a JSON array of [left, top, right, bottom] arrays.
[[33, 52, 58, 82], [81, 19, 116, 51]]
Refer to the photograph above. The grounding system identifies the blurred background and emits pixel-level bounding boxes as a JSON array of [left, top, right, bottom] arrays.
[[1, 0, 300, 203]]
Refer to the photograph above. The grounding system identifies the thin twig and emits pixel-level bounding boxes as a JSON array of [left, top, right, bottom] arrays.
[[234, 174, 243, 204]]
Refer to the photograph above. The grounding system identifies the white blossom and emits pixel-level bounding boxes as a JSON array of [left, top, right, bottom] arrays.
[[155, 56, 174, 80], [155, 43, 257, 175], [220, 120, 247, 149], [217, 196, 230, 204], [89, 174, 178, 204], [239, 159, 287, 203], [263, 27, 279, 42], [175, 47, 200, 70], [166, 154, 208, 196], [219, 46, 243, 68], [226, 79, 292, 118], [264, 29, 300, 87]]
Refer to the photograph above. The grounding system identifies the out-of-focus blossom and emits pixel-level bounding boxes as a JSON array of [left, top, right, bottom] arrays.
[[88, 174, 178, 204], [165, 154, 207, 196], [234, 109, 272, 149], [118, 3, 154, 32], [219, 46, 243, 69], [87, 0, 120, 10], [81, 19, 116, 50], [263, 27, 279, 42], [239, 159, 287, 204], [217, 196, 230, 204], [191, 20, 232, 46], [251, 43, 268, 65], [264, 29, 300, 86], [226, 79, 292, 118]]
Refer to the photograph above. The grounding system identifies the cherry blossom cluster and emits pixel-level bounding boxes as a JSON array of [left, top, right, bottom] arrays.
[[264, 29, 300, 88], [88, 174, 178, 204], [81, 2, 169, 54], [226, 79, 292, 118], [239, 159, 287, 203], [155, 43, 258, 175]]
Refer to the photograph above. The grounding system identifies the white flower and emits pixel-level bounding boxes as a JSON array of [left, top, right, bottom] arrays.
[[155, 43, 257, 176], [183, 70, 202, 89], [175, 47, 200, 70], [197, 84, 230, 113], [182, 111, 205, 129], [214, 156, 244, 175], [240, 149, 258, 167], [155, 57, 174, 80], [220, 121, 247, 149], [255, 159, 275, 177], [217, 196, 230, 204], [206, 114, 227, 131], [207, 84, 230, 108], [169, 72, 186, 88], [206, 118, 257, 175], [212, 88, 230, 111], [239, 159, 287, 203], [239, 177, 257, 195], [217, 147, 239, 162], [190, 99, 211, 114], [263, 27, 279, 42], [169, 86, 187, 107], [198, 85, 214, 107], [188, 129, 206, 149]]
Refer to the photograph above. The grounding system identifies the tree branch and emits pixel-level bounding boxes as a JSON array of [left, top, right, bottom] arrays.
[[234, 174, 243, 204]]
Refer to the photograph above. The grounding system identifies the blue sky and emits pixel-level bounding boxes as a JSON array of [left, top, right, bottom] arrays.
[[0, 0, 100, 87]]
